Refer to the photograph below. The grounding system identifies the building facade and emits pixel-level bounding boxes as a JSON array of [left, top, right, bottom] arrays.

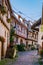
[[11, 14, 28, 46], [28, 30, 38, 45], [0, 0, 12, 60], [31, 6, 43, 50], [11, 12, 38, 50], [27, 21, 38, 47]]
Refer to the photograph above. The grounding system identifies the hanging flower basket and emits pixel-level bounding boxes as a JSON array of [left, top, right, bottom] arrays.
[[0, 36, 5, 43], [7, 18, 11, 23], [0, 5, 6, 15]]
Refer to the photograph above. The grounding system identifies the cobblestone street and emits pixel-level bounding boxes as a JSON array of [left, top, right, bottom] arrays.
[[6, 50, 39, 65]]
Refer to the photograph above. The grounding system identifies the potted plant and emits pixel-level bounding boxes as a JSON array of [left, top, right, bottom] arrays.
[[7, 18, 11, 23]]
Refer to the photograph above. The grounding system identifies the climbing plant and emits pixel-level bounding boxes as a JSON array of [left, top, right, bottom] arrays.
[[10, 27, 15, 45]]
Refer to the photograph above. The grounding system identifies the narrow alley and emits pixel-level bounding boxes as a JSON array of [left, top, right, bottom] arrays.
[[6, 50, 39, 65]]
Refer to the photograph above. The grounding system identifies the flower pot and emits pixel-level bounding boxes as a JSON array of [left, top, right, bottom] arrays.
[[7, 18, 11, 23]]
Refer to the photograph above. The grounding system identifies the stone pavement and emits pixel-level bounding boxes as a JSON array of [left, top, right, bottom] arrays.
[[6, 50, 39, 65]]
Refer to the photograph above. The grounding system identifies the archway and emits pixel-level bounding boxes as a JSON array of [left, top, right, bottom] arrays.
[[20, 39, 23, 44], [26, 41, 28, 48], [0, 36, 5, 59]]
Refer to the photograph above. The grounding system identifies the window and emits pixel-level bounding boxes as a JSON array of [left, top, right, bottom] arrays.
[[25, 29, 27, 34], [22, 28, 24, 33], [5, 0, 7, 5], [17, 24, 19, 30], [21, 27, 22, 32], [22, 27, 25, 34], [16, 37, 18, 43], [17, 24, 21, 31], [13, 22, 16, 28], [26, 41, 28, 47], [7, 11, 10, 19], [19, 25, 21, 31], [20, 39, 23, 44]]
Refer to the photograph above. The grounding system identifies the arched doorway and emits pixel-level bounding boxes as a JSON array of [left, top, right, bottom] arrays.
[[0, 36, 5, 59], [20, 39, 23, 44], [26, 41, 28, 48]]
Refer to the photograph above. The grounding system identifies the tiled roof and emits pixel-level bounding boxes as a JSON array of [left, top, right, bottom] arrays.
[[31, 18, 41, 28]]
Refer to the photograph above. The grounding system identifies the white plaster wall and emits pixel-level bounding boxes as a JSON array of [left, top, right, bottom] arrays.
[[33, 42, 36, 45], [28, 40, 32, 45]]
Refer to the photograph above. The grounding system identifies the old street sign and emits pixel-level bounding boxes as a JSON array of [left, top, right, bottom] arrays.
[[40, 25, 43, 32]]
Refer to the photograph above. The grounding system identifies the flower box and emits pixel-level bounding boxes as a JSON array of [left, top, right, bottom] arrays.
[[7, 18, 11, 23], [0, 5, 6, 15]]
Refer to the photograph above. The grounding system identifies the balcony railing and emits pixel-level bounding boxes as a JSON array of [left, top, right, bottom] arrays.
[[15, 29, 27, 38], [28, 35, 38, 41]]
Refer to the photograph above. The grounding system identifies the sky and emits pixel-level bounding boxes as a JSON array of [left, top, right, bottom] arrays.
[[10, 0, 43, 22]]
